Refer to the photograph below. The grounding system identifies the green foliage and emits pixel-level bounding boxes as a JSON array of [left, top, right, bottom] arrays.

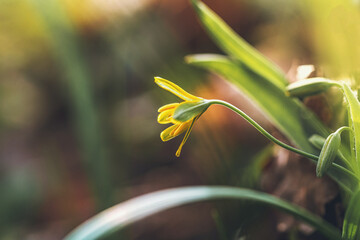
[[186, 1, 358, 194], [64, 1, 360, 239], [342, 84, 360, 171], [188, 1, 360, 238], [185, 54, 322, 152], [190, 0, 287, 90], [342, 190, 360, 240]]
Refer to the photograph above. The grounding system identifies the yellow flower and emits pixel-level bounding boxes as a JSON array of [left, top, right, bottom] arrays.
[[155, 77, 209, 157]]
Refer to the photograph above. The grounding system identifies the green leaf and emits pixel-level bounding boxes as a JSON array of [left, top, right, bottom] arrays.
[[65, 186, 341, 240], [342, 84, 360, 169], [190, 0, 287, 90], [342, 189, 360, 240]]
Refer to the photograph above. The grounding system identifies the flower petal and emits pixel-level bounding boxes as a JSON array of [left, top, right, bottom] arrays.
[[171, 121, 191, 136], [160, 124, 179, 142], [158, 103, 179, 113], [157, 109, 174, 124], [175, 116, 198, 157], [155, 77, 202, 101]]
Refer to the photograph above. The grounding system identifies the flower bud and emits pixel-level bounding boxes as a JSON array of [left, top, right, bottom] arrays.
[[316, 132, 341, 177], [286, 78, 336, 98]]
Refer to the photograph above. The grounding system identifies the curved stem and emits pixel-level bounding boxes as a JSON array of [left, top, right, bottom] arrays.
[[336, 126, 352, 135], [335, 126, 354, 168], [210, 99, 319, 160], [336, 126, 354, 171]]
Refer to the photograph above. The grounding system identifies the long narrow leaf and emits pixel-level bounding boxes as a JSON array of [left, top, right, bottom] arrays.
[[28, 0, 114, 209], [342, 189, 360, 240], [342, 84, 360, 169], [191, 0, 287, 90], [65, 186, 341, 240]]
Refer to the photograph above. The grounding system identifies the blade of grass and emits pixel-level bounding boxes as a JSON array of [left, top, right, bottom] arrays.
[[64, 186, 341, 240], [28, 0, 113, 210], [342, 189, 360, 240], [190, 0, 287, 90], [342, 84, 360, 173]]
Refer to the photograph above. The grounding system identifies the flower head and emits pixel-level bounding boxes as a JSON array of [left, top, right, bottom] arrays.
[[155, 77, 209, 157]]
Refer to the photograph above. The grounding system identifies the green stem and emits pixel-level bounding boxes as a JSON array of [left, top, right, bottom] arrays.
[[210, 99, 359, 183], [211, 99, 319, 160], [336, 126, 352, 135]]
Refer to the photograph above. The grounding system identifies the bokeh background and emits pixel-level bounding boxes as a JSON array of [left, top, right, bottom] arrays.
[[1, 0, 359, 239]]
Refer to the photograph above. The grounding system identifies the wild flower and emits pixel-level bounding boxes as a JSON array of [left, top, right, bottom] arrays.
[[155, 77, 210, 157]]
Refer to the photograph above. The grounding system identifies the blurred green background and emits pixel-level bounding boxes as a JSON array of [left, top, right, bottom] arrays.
[[1, 0, 359, 239]]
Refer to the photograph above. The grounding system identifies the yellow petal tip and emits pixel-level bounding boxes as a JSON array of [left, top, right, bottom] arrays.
[[154, 76, 201, 101], [154, 76, 165, 84]]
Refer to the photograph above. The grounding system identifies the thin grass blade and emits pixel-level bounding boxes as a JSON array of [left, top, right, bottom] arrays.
[[342, 189, 360, 240], [28, 0, 114, 209], [342, 84, 360, 169], [191, 0, 287, 90]]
